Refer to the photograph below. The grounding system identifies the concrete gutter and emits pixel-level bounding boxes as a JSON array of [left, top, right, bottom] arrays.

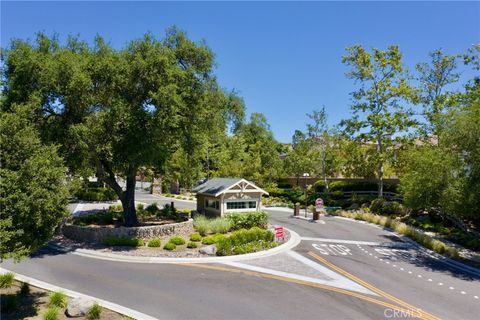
[[0, 267, 158, 320], [62, 227, 301, 264]]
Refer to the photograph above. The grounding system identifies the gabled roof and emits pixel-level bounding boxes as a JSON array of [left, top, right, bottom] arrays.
[[192, 178, 268, 197]]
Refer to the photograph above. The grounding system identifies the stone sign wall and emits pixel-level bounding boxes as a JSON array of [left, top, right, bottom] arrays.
[[62, 220, 194, 243]]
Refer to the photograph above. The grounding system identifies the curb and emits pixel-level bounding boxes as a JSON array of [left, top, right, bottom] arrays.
[[331, 215, 480, 277], [61, 227, 301, 264], [0, 267, 158, 320], [150, 194, 196, 203]]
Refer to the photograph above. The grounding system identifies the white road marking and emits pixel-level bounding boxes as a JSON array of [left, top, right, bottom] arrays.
[[301, 237, 383, 246], [449, 287, 454, 290], [408, 271, 412, 274], [417, 275, 422, 278], [224, 251, 377, 296], [438, 283, 443, 286], [392, 265, 396, 267], [474, 296, 479, 299], [385, 261, 390, 264], [461, 291, 466, 294], [428, 279, 432, 282], [400, 268, 404, 271], [312, 244, 352, 256]]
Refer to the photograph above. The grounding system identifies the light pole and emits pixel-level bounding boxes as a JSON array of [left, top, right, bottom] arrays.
[[303, 172, 309, 218]]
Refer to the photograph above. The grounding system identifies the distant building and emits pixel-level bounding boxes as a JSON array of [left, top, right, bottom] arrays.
[[192, 178, 268, 217]]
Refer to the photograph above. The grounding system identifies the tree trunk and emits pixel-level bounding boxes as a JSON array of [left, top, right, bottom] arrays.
[[377, 137, 384, 198], [121, 173, 138, 227]]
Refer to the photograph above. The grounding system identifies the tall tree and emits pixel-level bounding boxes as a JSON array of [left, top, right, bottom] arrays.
[[306, 107, 333, 189], [340, 45, 417, 197], [416, 49, 459, 139], [2, 28, 241, 226], [0, 103, 69, 260]]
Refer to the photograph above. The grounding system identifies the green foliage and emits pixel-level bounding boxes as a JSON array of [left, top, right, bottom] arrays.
[[189, 233, 202, 242], [0, 272, 15, 288], [136, 203, 144, 211], [163, 242, 176, 250], [340, 45, 417, 195], [209, 217, 233, 234], [168, 236, 185, 245], [201, 233, 226, 245], [187, 242, 198, 249], [147, 239, 161, 248], [43, 306, 59, 320], [145, 203, 159, 215], [216, 227, 276, 256], [370, 199, 405, 216], [226, 212, 268, 230], [75, 187, 118, 201], [0, 105, 69, 260], [20, 282, 30, 296], [102, 236, 144, 247], [48, 291, 68, 308], [193, 216, 210, 236], [73, 210, 123, 226], [87, 303, 102, 320]]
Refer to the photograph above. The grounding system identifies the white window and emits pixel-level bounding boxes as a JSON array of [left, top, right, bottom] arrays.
[[226, 201, 256, 210]]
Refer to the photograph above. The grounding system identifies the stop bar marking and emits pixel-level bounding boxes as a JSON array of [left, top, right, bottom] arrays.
[[301, 237, 383, 246]]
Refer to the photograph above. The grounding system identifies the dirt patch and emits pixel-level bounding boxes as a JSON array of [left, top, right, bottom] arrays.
[[0, 281, 124, 320]]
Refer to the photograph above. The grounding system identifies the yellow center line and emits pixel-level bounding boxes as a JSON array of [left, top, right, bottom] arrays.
[[178, 263, 418, 316], [307, 252, 440, 320]]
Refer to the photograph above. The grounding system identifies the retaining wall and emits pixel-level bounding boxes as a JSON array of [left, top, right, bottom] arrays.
[[62, 220, 194, 243]]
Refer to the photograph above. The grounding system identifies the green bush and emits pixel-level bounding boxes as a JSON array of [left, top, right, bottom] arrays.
[[209, 217, 233, 234], [147, 239, 161, 247], [193, 216, 210, 236], [158, 203, 177, 219], [201, 233, 226, 245], [226, 212, 268, 230], [163, 242, 176, 250], [216, 227, 276, 256], [43, 306, 59, 320], [102, 236, 144, 247], [190, 233, 202, 242], [136, 203, 144, 211], [169, 236, 186, 245], [145, 202, 159, 215], [370, 199, 404, 216], [87, 303, 102, 320], [73, 210, 123, 226], [20, 282, 30, 296], [75, 187, 118, 201], [2, 294, 19, 312], [187, 242, 198, 249], [49, 291, 68, 308], [0, 272, 15, 288]]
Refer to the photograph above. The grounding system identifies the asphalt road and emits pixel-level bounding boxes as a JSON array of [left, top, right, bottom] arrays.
[[2, 191, 479, 320]]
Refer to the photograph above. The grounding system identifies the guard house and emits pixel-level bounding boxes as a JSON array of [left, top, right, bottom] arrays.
[[192, 178, 269, 217]]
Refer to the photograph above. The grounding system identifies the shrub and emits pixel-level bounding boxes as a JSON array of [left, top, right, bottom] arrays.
[[147, 239, 161, 248], [163, 242, 176, 250], [202, 233, 226, 245], [169, 236, 185, 245], [187, 242, 198, 249], [49, 291, 68, 308], [209, 217, 233, 234], [103, 236, 144, 247], [136, 203, 144, 211], [226, 211, 268, 230], [370, 199, 405, 216], [2, 294, 19, 312], [193, 216, 210, 236], [43, 306, 59, 320], [190, 233, 202, 242], [145, 202, 159, 215], [216, 227, 275, 256], [0, 272, 15, 288], [20, 282, 30, 296], [158, 204, 176, 219], [87, 303, 102, 320]]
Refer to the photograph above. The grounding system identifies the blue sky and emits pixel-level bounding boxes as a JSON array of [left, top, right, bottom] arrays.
[[2, 1, 479, 142]]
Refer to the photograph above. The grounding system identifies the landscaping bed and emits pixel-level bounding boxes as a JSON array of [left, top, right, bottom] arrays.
[[60, 211, 287, 258], [0, 273, 124, 320]]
